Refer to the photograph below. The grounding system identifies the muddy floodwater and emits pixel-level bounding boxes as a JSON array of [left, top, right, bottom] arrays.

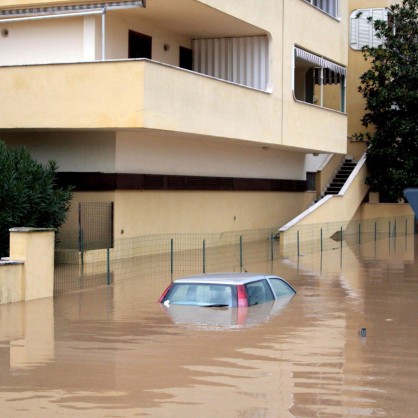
[[1, 235, 418, 417]]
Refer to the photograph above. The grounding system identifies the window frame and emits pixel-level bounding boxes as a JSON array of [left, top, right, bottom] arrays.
[[293, 46, 347, 112], [304, 0, 341, 20]]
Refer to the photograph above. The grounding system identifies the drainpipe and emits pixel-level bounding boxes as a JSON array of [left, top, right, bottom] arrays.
[[102, 8, 107, 61]]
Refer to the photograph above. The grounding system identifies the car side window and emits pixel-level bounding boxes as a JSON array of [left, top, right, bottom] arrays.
[[245, 279, 275, 306], [268, 278, 295, 298]]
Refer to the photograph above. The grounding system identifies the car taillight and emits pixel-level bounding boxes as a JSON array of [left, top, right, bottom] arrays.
[[237, 284, 248, 308], [158, 283, 173, 303]]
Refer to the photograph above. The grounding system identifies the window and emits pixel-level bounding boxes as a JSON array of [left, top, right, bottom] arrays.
[[293, 46, 346, 112], [245, 280, 274, 306], [268, 278, 295, 298], [305, 0, 339, 19], [350, 8, 388, 50], [179, 46, 193, 70], [306, 172, 316, 191], [163, 283, 235, 307]]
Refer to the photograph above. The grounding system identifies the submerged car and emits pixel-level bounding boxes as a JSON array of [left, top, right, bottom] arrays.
[[158, 272, 296, 308]]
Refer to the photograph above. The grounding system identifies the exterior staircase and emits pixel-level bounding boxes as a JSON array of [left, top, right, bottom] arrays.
[[324, 157, 357, 196]]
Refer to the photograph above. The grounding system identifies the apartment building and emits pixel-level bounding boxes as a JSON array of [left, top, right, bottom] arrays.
[[0, 0, 348, 242]]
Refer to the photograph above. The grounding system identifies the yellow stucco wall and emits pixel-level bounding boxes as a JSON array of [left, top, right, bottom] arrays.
[[113, 190, 311, 238], [356, 203, 414, 221], [0, 262, 23, 303], [62, 189, 313, 239], [0, 228, 55, 304]]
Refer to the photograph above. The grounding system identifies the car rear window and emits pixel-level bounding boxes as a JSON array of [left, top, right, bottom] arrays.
[[162, 283, 236, 307], [245, 279, 275, 306], [268, 278, 295, 297]]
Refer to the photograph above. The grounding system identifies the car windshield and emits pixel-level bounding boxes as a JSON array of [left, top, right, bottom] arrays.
[[162, 283, 236, 307]]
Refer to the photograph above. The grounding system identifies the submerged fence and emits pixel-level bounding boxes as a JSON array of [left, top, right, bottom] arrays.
[[54, 228, 279, 295], [279, 215, 415, 258], [54, 215, 415, 295]]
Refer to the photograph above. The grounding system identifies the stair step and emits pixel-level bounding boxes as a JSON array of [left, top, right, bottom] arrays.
[[322, 157, 357, 198]]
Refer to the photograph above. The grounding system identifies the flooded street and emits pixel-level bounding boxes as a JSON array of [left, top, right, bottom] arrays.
[[1, 234, 418, 417]]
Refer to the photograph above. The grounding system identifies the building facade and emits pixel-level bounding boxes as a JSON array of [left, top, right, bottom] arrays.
[[0, 0, 348, 241]]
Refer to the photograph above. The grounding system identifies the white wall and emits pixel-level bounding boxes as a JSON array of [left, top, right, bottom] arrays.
[[116, 131, 306, 179], [105, 13, 191, 64], [0, 12, 192, 66], [2, 132, 116, 172], [0, 17, 84, 65], [305, 153, 329, 172]]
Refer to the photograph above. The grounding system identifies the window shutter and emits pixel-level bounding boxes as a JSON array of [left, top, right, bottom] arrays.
[[371, 8, 387, 47], [350, 16, 358, 47], [358, 10, 371, 49], [350, 8, 387, 50]]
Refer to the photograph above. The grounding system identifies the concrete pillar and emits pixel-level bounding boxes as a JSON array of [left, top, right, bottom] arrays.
[[9, 228, 55, 301]]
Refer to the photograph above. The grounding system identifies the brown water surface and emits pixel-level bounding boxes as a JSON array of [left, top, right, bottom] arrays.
[[1, 235, 418, 417]]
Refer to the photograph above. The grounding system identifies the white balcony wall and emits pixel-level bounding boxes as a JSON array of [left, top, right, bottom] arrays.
[[193, 36, 269, 90], [0, 17, 84, 65], [0, 13, 193, 66]]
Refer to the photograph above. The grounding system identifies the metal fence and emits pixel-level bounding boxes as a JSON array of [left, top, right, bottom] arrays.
[[54, 228, 279, 295], [54, 215, 415, 296], [280, 215, 414, 258]]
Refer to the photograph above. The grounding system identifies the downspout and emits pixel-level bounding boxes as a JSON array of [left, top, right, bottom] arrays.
[[102, 7, 107, 61]]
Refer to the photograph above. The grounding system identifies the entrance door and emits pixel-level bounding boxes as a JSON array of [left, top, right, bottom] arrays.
[[129, 30, 152, 59], [179, 46, 192, 70]]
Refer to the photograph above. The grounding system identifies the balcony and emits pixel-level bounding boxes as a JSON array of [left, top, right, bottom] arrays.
[[0, 59, 274, 139]]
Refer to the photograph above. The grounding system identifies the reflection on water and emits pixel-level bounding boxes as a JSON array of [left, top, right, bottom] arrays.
[[161, 295, 295, 330], [1, 234, 418, 417]]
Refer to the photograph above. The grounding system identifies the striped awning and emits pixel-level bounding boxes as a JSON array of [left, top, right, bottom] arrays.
[[0, 1, 145, 17], [295, 46, 346, 76]]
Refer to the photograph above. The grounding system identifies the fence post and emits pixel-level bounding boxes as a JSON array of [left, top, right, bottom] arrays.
[[240, 235, 243, 271], [79, 227, 84, 275], [320, 228, 323, 252], [375, 221, 377, 242], [170, 238, 174, 282], [270, 233, 274, 261], [297, 230, 300, 258], [203, 239, 206, 274], [106, 248, 111, 286]]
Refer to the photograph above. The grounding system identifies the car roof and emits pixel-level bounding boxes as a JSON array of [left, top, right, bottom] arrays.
[[172, 272, 283, 285]]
